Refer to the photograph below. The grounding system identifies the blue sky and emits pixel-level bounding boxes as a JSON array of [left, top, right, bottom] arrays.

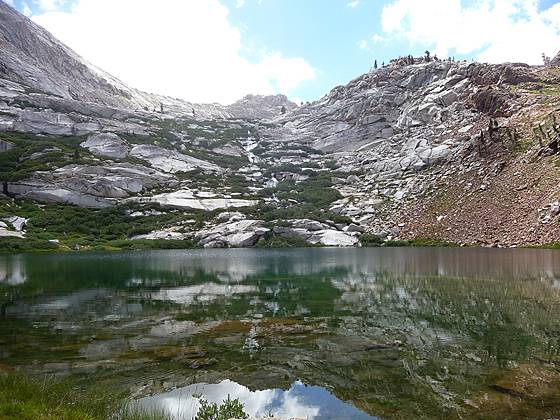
[[7, 0, 560, 104], [227, 0, 390, 101]]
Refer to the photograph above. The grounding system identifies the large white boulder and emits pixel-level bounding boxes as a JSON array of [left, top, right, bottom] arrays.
[[81, 133, 129, 159], [130, 144, 220, 173]]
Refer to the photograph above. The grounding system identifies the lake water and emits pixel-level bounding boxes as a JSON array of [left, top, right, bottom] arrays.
[[1, 247, 560, 418]]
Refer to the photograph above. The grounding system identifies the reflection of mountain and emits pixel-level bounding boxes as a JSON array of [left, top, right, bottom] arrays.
[[4, 248, 560, 294], [151, 283, 257, 305], [135, 379, 375, 420], [0, 255, 25, 285], [3, 248, 560, 418]]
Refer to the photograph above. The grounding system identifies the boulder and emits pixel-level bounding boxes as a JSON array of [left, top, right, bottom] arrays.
[[12, 110, 74, 135], [433, 89, 458, 107], [81, 133, 129, 159], [344, 223, 364, 233], [0, 227, 24, 238], [130, 144, 220, 173], [138, 190, 258, 211], [5, 216, 27, 231], [130, 228, 188, 240], [290, 219, 331, 231], [196, 219, 270, 248], [310, 230, 360, 247], [7, 163, 173, 208]]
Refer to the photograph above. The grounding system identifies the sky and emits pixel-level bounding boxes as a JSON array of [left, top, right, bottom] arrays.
[[4, 0, 560, 104]]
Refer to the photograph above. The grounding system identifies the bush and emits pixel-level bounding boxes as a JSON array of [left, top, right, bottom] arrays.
[[0, 238, 59, 253], [194, 395, 248, 420], [106, 239, 198, 250], [257, 234, 315, 248], [360, 233, 384, 247]]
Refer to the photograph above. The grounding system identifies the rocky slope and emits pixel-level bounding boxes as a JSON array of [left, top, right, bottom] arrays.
[[0, 1, 294, 119], [1, 2, 560, 249]]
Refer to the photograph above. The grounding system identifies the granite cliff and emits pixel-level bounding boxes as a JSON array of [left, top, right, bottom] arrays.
[[1, 1, 560, 249]]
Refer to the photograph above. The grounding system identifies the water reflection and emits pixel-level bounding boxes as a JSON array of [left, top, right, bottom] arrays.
[[2, 248, 560, 288], [151, 283, 258, 305], [0, 254, 25, 285], [134, 380, 376, 420], [2, 248, 560, 418]]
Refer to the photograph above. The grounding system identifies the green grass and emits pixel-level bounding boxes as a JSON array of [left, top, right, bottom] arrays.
[[0, 373, 125, 420], [0, 373, 251, 420], [0, 199, 204, 253], [0, 133, 92, 181], [243, 172, 353, 225]]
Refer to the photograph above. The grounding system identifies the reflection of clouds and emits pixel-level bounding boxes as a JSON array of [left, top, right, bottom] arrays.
[[135, 380, 373, 420], [150, 283, 257, 305], [0, 255, 25, 285], [33, 289, 109, 311]]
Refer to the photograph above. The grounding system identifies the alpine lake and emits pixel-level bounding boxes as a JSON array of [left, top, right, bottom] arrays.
[[1, 247, 560, 419]]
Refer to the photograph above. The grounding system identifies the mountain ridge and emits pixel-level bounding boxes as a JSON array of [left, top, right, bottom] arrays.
[[0, 1, 295, 119], [2, 1, 560, 249]]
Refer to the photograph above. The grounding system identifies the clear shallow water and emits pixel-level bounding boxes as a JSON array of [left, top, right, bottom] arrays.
[[1, 247, 560, 418]]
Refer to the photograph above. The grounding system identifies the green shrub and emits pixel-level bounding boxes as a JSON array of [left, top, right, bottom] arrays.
[[360, 233, 384, 247], [0, 238, 59, 253], [106, 239, 198, 250], [194, 395, 248, 420], [384, 240, 410, 247], [257, 234, 315, 248]]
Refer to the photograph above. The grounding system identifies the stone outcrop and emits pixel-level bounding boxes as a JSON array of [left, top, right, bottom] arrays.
[[130, 145, 221, 173], [134, 189, 258, 211], [226, 94, 297, 119], [81, 133, 129, 159], [273, 223, 360, 247], [196, 219, 271, 248], [8, 164, 174, 208], [551, 50, 560, 67], [0, 221, 24, 238], [2, 2, 560, 247]]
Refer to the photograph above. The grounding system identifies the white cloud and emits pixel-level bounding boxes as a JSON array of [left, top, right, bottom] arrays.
[[371, 33, 384, 43], [347, 0, 360, 8], [235, 0, 245, 8], [31, 0, 316, 104], [379, 0, 560, 64], [357, 39, 369, 50], [21, 1, 32, 15], [34, 0, 65, 11]]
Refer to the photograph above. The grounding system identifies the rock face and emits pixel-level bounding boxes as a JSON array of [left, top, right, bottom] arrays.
[[135, 190, 258, 211], [273, 222, 360, 247], [129, 145, 220, 173], [2, 3, 560, 248], [550, 50, 560, 67], [8, 164, 174, 208], [226, 94, 298, 119], [81, 133, 129, 159], [196, 219, 271, 248], [0, 2, 303, 122]]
